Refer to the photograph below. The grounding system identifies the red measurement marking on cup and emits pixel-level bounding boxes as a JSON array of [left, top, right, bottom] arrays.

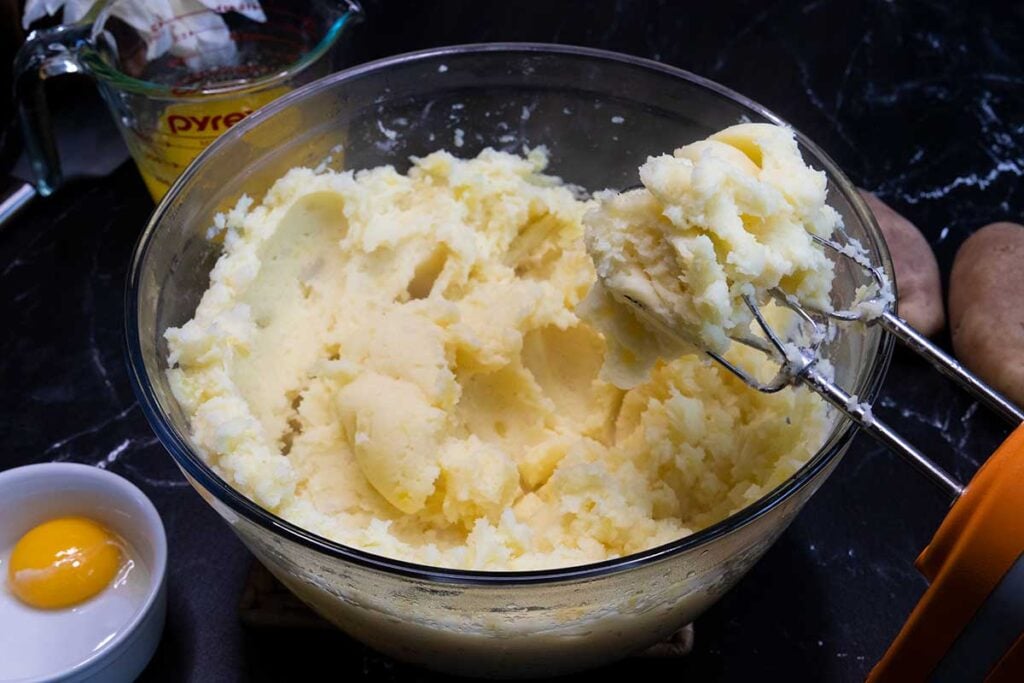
[[147, 1, 263, 35], [211, 2, 263, 14], [148, 7, 209, 34]]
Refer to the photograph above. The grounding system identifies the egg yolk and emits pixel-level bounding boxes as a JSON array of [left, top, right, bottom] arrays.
[[7, 517, 122, 609]]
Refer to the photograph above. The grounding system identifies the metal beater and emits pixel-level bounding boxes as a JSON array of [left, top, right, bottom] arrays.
[[645, 228, 1024, 499], [621, 224, 1024, 680]]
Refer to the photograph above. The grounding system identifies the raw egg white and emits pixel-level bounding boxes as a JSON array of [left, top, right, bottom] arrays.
[[0, 519, 151, 680]]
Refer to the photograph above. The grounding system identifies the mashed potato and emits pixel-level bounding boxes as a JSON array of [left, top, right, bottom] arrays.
[[581, 124, 840, 388], [165, 143, 828, 570]]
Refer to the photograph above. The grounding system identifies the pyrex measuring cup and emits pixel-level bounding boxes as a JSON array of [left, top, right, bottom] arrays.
[[15, 0, 362, 201]]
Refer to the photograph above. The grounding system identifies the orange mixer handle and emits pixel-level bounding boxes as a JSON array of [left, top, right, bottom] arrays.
[[869, 423, 1024, 682]]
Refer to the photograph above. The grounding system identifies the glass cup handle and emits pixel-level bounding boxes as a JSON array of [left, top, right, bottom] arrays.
[[13, 24, 94, 197]]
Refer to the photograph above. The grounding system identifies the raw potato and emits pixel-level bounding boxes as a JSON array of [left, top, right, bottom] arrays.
[[949, 222, 1024, 408], [859, 191, 944, 335]]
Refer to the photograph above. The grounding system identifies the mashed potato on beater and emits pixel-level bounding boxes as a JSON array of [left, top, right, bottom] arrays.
[[165, 139, 830, 571], [582, 124, 840, 388]]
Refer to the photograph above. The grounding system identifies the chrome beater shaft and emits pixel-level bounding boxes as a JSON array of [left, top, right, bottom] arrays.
[[704, 232, 1023, 501]]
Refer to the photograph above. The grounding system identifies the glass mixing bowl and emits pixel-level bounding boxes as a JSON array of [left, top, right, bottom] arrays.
[[126, 44, 894, 677]]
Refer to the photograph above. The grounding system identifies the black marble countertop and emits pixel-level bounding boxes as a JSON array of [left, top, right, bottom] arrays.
[[2, 1, 1021, 680]]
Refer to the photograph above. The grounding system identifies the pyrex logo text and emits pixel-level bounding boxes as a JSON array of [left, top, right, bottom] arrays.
[[166, 108, 253, 135]]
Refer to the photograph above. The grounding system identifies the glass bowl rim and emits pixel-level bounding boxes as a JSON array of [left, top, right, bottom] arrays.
[[125, 42, 895, 586]]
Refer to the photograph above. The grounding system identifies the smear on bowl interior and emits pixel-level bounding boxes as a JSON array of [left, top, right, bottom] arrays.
[[165, 125, 835, 571]]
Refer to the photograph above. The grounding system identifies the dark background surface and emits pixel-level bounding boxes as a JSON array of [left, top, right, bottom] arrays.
[[2, 0, 1022, 680]]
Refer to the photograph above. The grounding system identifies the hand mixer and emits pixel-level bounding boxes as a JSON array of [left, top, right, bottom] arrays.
[[621, 227, 1024, 681]]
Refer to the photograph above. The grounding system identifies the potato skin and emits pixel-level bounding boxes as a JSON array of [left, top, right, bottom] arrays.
[[949, 222, 1024, 408], [859, 191, 945, 336]]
